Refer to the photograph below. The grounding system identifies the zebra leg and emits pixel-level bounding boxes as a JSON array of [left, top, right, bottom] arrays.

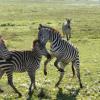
[[0, 70, 5, 93], [55, 72, 64, 87], [44, 56, 52, 76], [54, 59, 64, 72], [28, 70, 36, 96], [73, 61, 83, 88], [6, 71, 22, 97], [66, 34, 69, 41], [55, 62, 65, 87], [69, 33, 71, 39], [62, 30, 65, 38], [72, 61, 75, 77]]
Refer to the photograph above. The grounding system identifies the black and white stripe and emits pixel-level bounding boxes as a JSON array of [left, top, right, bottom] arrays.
[[38, 24, 83, 88], [0, 40, 50, 97]]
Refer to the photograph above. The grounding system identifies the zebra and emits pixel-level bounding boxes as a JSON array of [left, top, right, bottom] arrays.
[[62, 18, 72, 41], [38, 24, 83, 88], [0, 36, 12, 61], [0, 39, 51, 97]]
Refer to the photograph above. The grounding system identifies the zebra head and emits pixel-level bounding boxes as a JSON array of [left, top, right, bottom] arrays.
[[38, 24, 50, 47], [32, 39, 51, 58], [0, 37, 12, 60], [66, 18, 71, 25], [66, 18, 71, 28]]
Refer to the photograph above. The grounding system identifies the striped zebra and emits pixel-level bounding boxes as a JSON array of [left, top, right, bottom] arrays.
[[62, 18, 72, 41], [0, 36, 12, 60], [0, 39, 51, 97], [38, 24, 83, 88]]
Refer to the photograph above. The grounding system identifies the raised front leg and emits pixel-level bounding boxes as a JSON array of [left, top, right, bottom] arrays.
[[7, 71, 22, 97], [28, 70, 36, 97]]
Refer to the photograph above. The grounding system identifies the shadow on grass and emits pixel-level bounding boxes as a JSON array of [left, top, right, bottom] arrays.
[[26, 88, 51, 100], [37, 88, 51, 100], [27, 87, 80, 100], [56, 87, 80, 100]]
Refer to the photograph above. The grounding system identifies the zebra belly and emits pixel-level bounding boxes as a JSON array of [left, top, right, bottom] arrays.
[[50, 48, 64, 57], [13, 65, 27, 72], [51, 52, 64, 58]]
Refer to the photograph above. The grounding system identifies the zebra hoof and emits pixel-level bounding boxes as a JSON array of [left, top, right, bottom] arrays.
[[80, 83, 83, 88], [55, 83, 59, 88], [0, 89, 4, 93], [17, 93, 22, 98], [27, 96, 32, 100], [28, 91, 33, 97], [44, 70, 47, 76], [58, 68, 64, 72], [34, 86, 37, 90], [15, 94, 22, 99], [72, 74, 75, 78]]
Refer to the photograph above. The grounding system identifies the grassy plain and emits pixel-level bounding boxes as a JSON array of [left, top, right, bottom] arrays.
[[0, 1, 100, 100]]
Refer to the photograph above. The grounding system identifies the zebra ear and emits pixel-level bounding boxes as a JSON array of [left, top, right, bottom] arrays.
[[66, 18, 71, 21], [38, 24, 42, 30]]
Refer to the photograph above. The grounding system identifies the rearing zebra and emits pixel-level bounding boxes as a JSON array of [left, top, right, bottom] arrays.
[[0, 39, 51, 97], [0, 36, 12, 60], [38, 24, 83, 88], [62, 18, 72, 41]]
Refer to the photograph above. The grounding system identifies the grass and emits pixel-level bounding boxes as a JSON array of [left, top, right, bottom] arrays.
[[0, 1, 100, 100]]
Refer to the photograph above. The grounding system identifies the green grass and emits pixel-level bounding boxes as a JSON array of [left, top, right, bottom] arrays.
[[0, 1, 100, 100]]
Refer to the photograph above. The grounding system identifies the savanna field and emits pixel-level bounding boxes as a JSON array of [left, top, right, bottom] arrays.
[[0, 0, 100, 100]]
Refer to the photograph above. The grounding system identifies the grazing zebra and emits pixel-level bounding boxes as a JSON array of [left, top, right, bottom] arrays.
[[0, 39, 51, 97], [62, 18, 72, 41], [38, 24, 83, 88], [0, 36, 12, 60]]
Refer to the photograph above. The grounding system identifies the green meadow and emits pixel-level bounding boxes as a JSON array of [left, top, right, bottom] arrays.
[[0, 0, 100, 100]]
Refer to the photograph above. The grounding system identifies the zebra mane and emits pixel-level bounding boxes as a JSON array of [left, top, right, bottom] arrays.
[[39, 24, 62, 38]]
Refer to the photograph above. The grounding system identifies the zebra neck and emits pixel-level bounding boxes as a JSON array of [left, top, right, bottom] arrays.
[[67, 25, 71, 29], [32, 49, 42, 60], [49, 31, 61, 45], [34, 55, 41, 62]]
